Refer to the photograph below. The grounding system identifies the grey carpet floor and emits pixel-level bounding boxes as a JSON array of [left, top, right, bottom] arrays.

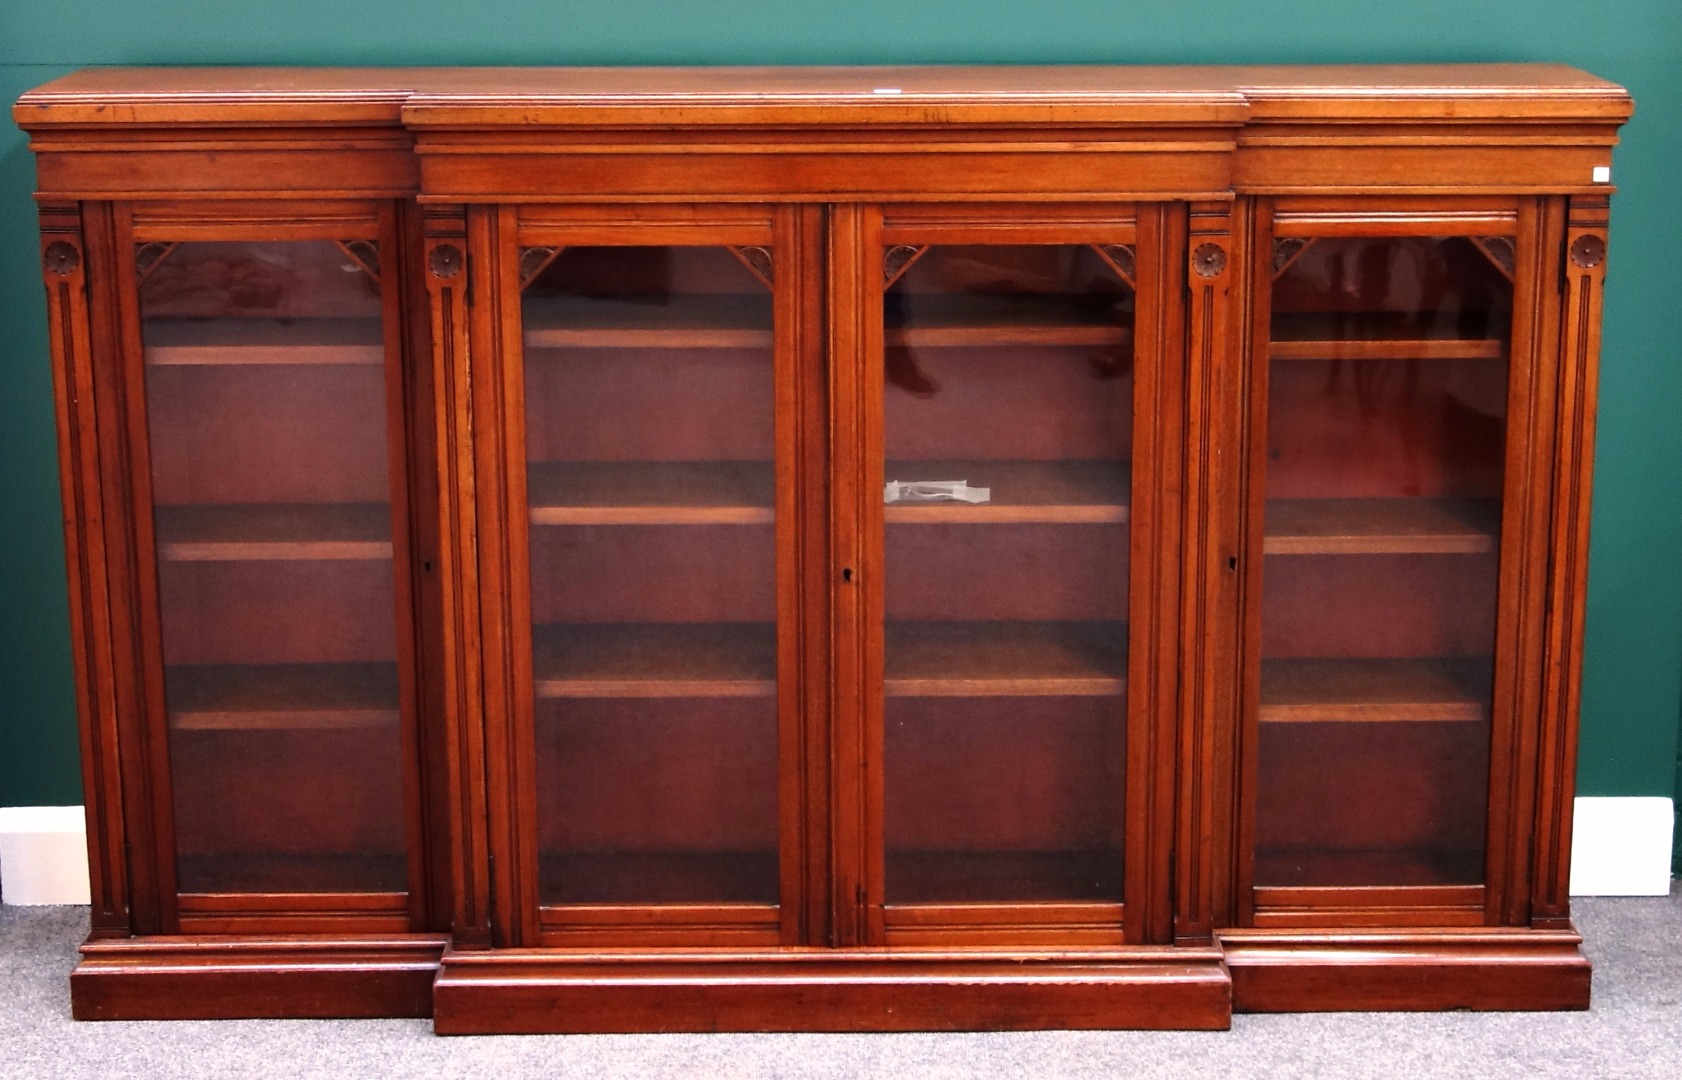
[[2, 890, 1679, 1079]]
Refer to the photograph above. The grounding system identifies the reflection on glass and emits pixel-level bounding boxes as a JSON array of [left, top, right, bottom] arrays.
[[523, 247, 779, 906], [882, 245, 1133, 904], [1255, 237, 1511, 889], [141, 240, 406, 895]]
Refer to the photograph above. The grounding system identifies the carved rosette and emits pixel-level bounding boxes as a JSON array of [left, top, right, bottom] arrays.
[[429, 243, 464, 279], [43, 241, 80, 277], [1570, 234, 1607, 270], [1192, 243, 1227, 278]]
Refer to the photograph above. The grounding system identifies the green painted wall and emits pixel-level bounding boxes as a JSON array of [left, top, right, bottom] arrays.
[[3, 2, 1680, 809]]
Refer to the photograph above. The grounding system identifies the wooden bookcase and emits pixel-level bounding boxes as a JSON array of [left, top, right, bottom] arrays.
[[14, 65, 1630, 1030]]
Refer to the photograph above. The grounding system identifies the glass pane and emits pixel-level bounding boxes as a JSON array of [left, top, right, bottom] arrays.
[[1255, 236, 1511, 889], [523, 246, 778, 906], [881, 244, 1133, 904], [140, 240, 407, 895]]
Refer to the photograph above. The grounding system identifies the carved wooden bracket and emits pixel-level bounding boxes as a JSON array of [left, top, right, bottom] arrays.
[[335, 239, 382, 284], [518, 246, 563, 290], [1271, 237, 1316, 279], [134, 241, 180, 285], [1469, 236, 1517, 282], [429, 243, 464, 280], [883, 245, 928, 290], [43, 241, 81, 277], [1090, 244, 1136, 288], [1271, 237, 1325, 279], [1191, 242, 1227, 279], [728, 246, 775, 291]]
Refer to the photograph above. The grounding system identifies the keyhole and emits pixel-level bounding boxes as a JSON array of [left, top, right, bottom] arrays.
[[842, 567, 853, 583], [1227, 556, 1237, 571]]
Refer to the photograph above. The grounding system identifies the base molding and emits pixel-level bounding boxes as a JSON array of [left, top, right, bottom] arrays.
[[431, 946, 1234, 1033], [1218, 926, 1591, 1012], [71, 934, 449, 1020], [61, 927, 1599, 1025]]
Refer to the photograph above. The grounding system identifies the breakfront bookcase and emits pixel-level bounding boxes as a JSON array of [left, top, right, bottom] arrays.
[[14, 65, 1630, 1032]]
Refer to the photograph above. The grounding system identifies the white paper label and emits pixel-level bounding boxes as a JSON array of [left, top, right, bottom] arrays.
[[884, 479, 991, 504]]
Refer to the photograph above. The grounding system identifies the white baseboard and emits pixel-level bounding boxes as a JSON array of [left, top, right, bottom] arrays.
[[0, 806, 92, 906], [1569, 796, 1676, 896], [1, 798, 1674, 906]]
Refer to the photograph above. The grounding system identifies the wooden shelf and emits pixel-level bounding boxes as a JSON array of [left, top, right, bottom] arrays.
[[522, 294, 1131, 351], [154, 503, 393, 561], [527, 461, 774, 526], [166, 662, 400, 730], [524, 295, 771, 349], [885, 621, 1126, 697], [529, 620, 1124, 699], [886, 850, 1123, 904], [524, 459, 1130, 526], [1270, 313, 1506, 360], [1253, 846, 1484, 889], [1263, 498, 1499, 555], [176, 852, 408, 895], [538, 852, 779, 906], [531, 622, 776, 699], [888, 294, 1132, 348], [1258, 658, 1491, 723], [885, 460, 1129, 524], [144, 317, 385, 366]]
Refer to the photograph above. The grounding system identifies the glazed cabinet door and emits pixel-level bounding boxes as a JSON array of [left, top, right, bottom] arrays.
[[110, 201, 440, 934], [462, 206, 827, 948], [1238, 197, 1564, 928], [832, 204, 1188, 947]]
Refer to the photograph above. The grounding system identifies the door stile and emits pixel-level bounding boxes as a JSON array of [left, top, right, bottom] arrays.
[[373, 202, 432, 930], [1483, 196, 1562, 927], [1124, 202, 1185, 946], [105, 201, 180, 934], [780, 204, 834, 946], [397, 198, 454, 932], [465, 203, 535, 947], [1232, 199, 1276, 928], [826, 203, 880, 947]]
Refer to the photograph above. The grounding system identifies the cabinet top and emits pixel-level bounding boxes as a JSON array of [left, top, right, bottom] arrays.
[[14, 64, 1632, 129]]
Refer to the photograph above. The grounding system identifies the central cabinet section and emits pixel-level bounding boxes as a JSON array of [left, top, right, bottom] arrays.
[[470, 202, 1181, 953]]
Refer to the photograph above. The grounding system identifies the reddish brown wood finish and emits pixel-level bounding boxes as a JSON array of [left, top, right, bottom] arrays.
[[1221, 928, 1591, 1012], [1532, 196, 1610, 928], [432, 946, 1232, 1033], [72, 936, 447, 1020], [17, 65, 1629, 1028]]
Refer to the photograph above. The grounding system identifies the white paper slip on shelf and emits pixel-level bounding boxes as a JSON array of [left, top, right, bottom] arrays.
[[884, 480, 991, 504]]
